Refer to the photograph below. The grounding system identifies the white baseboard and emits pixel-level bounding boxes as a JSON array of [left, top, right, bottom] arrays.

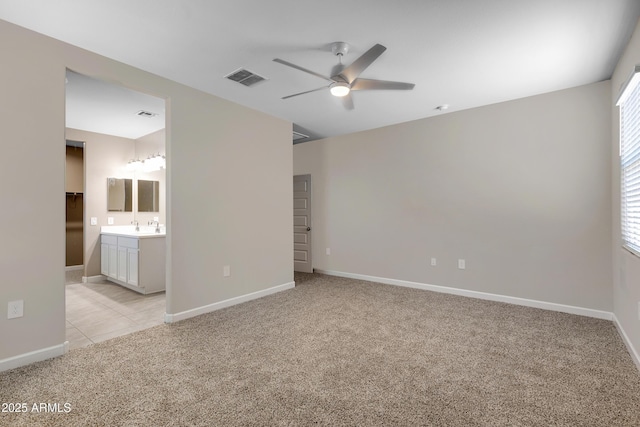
[[613, 314, 640, 372], [315, 269, 613, 320], [65, 265, 83, 272], [0, 341, 68, 373], [164, 281, 295, 324], [83, 275, 105, 283]]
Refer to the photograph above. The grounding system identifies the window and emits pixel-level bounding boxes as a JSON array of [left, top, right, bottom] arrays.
[[618, 66, 640, 256]]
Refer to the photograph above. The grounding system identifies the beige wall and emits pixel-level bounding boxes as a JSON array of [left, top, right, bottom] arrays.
[[294, 81, 612, 311], [611, 18, 640, 361], [0, 19, 292, 363], [0, 21, 66, 359], [168, 88, 293, 313]]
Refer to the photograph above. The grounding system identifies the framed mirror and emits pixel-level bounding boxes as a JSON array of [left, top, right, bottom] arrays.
[[138, 179, 160, 212], [107, 178, 132, 212]]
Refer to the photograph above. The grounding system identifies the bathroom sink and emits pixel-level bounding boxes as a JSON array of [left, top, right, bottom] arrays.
[[101, 225, 166, 237]]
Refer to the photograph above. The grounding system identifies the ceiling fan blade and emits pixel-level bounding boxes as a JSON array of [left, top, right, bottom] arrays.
[[340, 44, 387, 84], [282, 86, 327, 100], [351, 78, 415, 91], [273, 58, 335, 82], [340, 93, 354, 110]]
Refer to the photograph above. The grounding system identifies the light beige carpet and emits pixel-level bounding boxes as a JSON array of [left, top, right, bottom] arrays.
[[1, 273, 639, 426]]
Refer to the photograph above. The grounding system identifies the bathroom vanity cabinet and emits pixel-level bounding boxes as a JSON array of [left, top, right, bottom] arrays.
[[100, 230, 165, 294]]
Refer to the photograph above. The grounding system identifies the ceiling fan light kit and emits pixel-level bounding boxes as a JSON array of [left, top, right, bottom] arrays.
[[273, 41, 415, 110], [329, 81, 351, 97]]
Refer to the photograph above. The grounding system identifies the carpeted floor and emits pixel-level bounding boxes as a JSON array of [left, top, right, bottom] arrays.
[[1, 273, 639, 426]]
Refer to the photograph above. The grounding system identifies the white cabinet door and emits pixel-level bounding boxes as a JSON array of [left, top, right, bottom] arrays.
[[118, 246, 128, 282], [108, 245, 118, 279], [100, 243, 109, 276], [127, 249, 139, 286]]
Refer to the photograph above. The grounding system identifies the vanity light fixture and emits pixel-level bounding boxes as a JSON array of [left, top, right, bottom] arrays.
[[142, 154, 166, 172], [125, 154, 165, 172]]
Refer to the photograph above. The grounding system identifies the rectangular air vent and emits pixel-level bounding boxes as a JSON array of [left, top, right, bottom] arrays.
[[136, 110, 158, 118], [225, 68, 267, 87]]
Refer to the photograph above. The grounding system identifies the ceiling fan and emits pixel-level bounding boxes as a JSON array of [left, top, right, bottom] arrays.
[[273, 42, 415, 110]]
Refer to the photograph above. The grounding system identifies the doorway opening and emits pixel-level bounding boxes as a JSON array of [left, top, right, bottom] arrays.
[[65, 69, 168, 349], [65, 141, 85, 283]]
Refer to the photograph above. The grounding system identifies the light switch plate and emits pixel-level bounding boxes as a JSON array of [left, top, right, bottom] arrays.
[[90, 217, 98, 226], [458, 259, 466, 269], [107, 217, 114, 225], [223, 265, 230, 277], [326, 248, 331, 255], [431, 258, 437, 266]]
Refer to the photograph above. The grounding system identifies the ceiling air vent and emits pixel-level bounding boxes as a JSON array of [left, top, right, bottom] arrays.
[[293, 131, 309, 143], [225, 68, 267, 87], [136, 110, 158, 118]]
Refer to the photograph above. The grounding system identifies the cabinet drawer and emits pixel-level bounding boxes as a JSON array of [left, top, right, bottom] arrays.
[[101, 234, 117, 245], [118, 236, 139, 249]]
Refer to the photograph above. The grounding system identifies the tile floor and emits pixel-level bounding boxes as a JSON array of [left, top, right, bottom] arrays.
[[65, 271, 166, 350]]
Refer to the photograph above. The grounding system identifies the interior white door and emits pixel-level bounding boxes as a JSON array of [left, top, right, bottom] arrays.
[[293, 174, 312, 273]]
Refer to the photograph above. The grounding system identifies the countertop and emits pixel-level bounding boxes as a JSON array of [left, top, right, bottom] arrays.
[[100, 225, 166, 238]]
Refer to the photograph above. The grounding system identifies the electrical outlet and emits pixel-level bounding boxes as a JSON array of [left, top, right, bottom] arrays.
[[90, 217, 98, 226], [431, 257, 437, 266], [223, 265, 230, 277], [153, 216, 159, 222], [107, 217, 114, 225], [326, 248, 331, 255], [8, 300, 23, 319], [458, 259, 466, 270]]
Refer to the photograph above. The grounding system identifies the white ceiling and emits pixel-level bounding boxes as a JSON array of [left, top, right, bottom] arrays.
[[2, 1, 640, 142], [66, 70, 165, 140]]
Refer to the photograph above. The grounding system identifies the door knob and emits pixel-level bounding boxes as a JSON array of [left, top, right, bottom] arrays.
[[306, 227, 311, 231]]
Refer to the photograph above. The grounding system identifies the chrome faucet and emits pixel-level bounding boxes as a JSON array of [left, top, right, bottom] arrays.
[[131, 220, 139, 232], [150, 220, 160, 233]]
